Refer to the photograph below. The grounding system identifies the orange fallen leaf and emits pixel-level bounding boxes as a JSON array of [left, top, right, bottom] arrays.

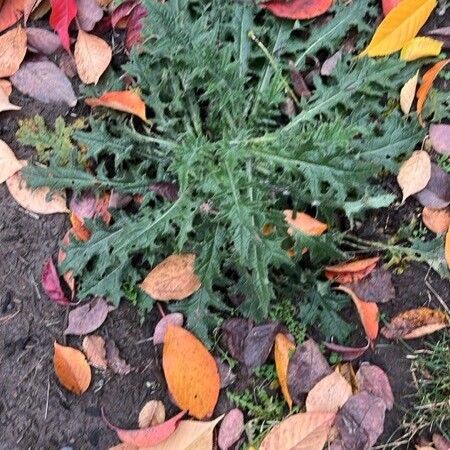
[[0, 140, 22, 184], [283, 210, 328, 236], [422, 207, 450, 234], [85, 90, 148, 122], [162, 325, 220, 419], [325, 257, 380, 284], [53, 342, 91, 395], [397, 150, 431, 202], [139, 400, 166, 428], [70, 212, 91, 241], [0, 26, 27, 78], [274, 333, 295, 409]]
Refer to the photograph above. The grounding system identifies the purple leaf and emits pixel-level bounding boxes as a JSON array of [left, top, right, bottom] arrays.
[[108, 190, 133, 209], [320, 50, 342, 76], [111, 0, 139, 27], [221, 318, 254, 362], [218, 408, 245, 450], [347, 268, 395, 303], [153, 313, 184, 345], [433, 433, 450, 450], [106, 339, 132, 374], [69, 191, 97, 219], [41, 258, 71, 305], [215, 358, 236, 388], [27, 28, 61, 55], [77, 0, 103, 31], [323, 341, 369, 361], [125, 4, 147, 51], [289, 62, 311, 98], [356, 363, 394, 410], [149, 181, 180, 202], [415, 163, 450, 209], [11, 60, 77, 107], [64, 297, 109, 335], [243, 321, 281, 370], [429, 124, 450, 156]]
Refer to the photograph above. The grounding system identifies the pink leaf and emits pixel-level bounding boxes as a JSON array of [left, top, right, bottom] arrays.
[[429, 124, 450, 156], [356, 363, 394, 410], [77, 0, 103, 31], [27, 28, 61, 55], [102, 409, 186, 447], [153, 313, 184, 345], [49, 0, 78, 53], [218, 408, 244, 450], [42, 258, 71, 305], [69, 191, 97, 219], [64, 297, 110, 335], [323, 341, 369, 361], [125, 4, 147, 51]]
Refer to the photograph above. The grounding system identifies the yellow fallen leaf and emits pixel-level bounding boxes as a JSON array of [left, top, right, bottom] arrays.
[[400, 70, 419, 114], [400, 37, 443, 61], [397, 150, 431, 202], [360, 0, 436, 57], [274, 333, 295, 409]]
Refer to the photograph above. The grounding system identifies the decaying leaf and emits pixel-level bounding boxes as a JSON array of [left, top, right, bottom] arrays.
[[49, 0, 77, 52], [259, 411, 336, 450], [221, 318, 253, 362], [0, 140, 22, 183], [54, 342, 91, 395], [153, 313, 184, 345], [82, 335, 107, 370], [217, 408, 244, 450], [429, 124, 450, 155], [243, 321, 281, 370], [348, 268, 395, 304], [140, 254, 201, 301], [274, 333, 296, 409], [260, 0, 332, 20], [381, 307, 449, 339], [422, 207, 450, 234], [283, 210, 328, 236], [0, 26, 27, 78], [41, 258, 71, 305], [163, 325, 220, 419], [325, 257, 380, 284], [356, 363, 394, 410], [77, 0, 103, 31], [415, 163, 450, 209], [400, 37, 443, 61], [397, 150, 432, 202], [106, 339, 132, 375], [323, 341, 369, 361], [64, 297, 109, 335], [26, 27, 60, 55], [400, 71, 419, 115], [138, 400, 166, 428]]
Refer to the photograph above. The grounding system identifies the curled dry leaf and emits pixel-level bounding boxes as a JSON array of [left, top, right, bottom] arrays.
[[243, 321, 281, 370], [23, 0, 45, 22], [400, 37, 443, 61], [0, 140, 22, 183], [429, 124, 450, 155], [54, 342, 91, 395], [325, 257, 380, 284], [49, 0, 77, 52], [138, 400, 166, 428], [348, 268, 395, 304], [336, 362, 358, 394], [42, 258, 71, 305], [381, 307, 449, 339], [400, 70, 419, 115], [64, 297, 109, 335], [153, 313, 184, 345], [323, 341, 369, 361], [397, 150, 432, 202], [26, 28, 60, 55], [422, 207, 450, 234], [274, 333, 295, 409], [218, 408, 244, 450], [221, 318, 254, 362], [305, 369, 352, 413], [415, 163, 450, 209], [356, 363, 394, 410], [163, 325, 220, 419], [283, 210, 327, 236], [259, 411, 336, 450], [77, 0, 103, 31], [82, 335, 107, 370], [140, 254, 201, 301], [260, 0, 332, 20], [106, 339, 132, 375], [0, 26, 27, 78], [74, 30, 112, 85], [85, 90, 148, 122]]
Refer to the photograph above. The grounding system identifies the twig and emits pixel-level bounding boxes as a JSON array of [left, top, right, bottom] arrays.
[[157, 302, 165, 318], [424, 278, 450, 314], [62, 307, 70, 344], [44, 376, 50, 421], [136, 336, 154, 345]]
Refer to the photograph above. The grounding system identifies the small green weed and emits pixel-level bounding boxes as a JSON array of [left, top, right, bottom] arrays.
[[269, 298, 306, 343], [437, 154, 450, 173]]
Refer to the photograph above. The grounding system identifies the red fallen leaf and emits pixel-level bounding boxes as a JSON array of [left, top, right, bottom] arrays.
[[94, 192, 112, 224], [49, 0, 78, 53], [111, 0, 139, 28], [381, 0, 401, 15], [42, 258, 71, 305], [323, 341, 369, 361], [125, 3, 147, 51], [102, 409, 186, 447], [0, 0, 23, 33], [325, 256, 380, 284], [261, 0, 332, 20], [356, 363, 394, 410]]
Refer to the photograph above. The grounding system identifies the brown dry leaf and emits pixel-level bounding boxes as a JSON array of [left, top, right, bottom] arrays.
[[283, 210, 328, 236], [0, 140, 22, 184], [325, 257, 380, 284], [274, 333, 295, 409], [422, 207, 450, 234], [162, 325, 220, 419], [82, 335, 107, 370], [305, 369, 352, 413], [53, 342, 91, 395], [74, 30, 112, 85], [400, 70, 419, 114], [381, 307, 449, 340], [397, 150, 431, 202], [6, 164, 68, 214], [0, 26, 27, 78], [23, 0, 44, 22], [0, 79, 13, 97], [138, 400, 166, 428], [347, 268, 395, 304], [259, 411, 336, 450], [140, 254, 201, 301], [336, 363, 358, 393]]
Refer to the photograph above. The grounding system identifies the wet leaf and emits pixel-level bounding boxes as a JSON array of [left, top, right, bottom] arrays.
[[54, 342, 91, 395], [274, 333, 295, 409], [381, 307, 449, 339], [356, 363, 394, 410], [283, 210, 328, 236], [360, 0, 436, 57], [415, 163, 450, 209], [400, 70, 419, 115], [400, 37, 443, 61], [125, 3, 147, 51], [0, 26, 27, 78], [221, 318, 253, 362], [0, 0, 23, 32], [422, 207, 450, 234], [64, 297, 109, 335], [11, 60, 77, 107], [218, 408, 244, 450], [77, 0, 103, 31], [382, 0, 401, 15], [103, 409, 185, 447], [260, 0, 332, 20], [287, 338, 332, 404], [397, 150, 432, 202], [153, 313, 184, 345], [347, 268, 395, 304], [259, 411, 336, 450], [106, 339, 132, 375], [0, 140, 22, 183], [140, 254, 201, 301], [429, 124, 450, 156], [82, 335, 107, 370], [139, 400, 166, 428], [74, 30, 112, 85], [49, 0, 77, 53], [305, 369, 352, 413], [323, 341, 369, 361], [149, 181, 180, 202], [42, 258, 71, 305], [26, 28, 60, 55], [163, 325, 220, 419], [243, 321, 281, 370], [325, 257, 380, 284]]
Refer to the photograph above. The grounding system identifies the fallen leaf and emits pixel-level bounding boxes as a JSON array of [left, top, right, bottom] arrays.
[[163, 325, 220, 419], [70, 212, 91, 241], [108, 190, 133, 209], [336, 363, 358, 394], [400, 37, 443, 61], [54, 342, 91, 394], [106, 339, 132, 374], [283, 210, 328, 236], [325, 257, 380, 284], [337, 285, 379, 343], [218, 408, 244, 450], [85, 90, 148, 122], [305, 369, 352, 413], [125, 3, 147, 51], [287, 338, 332, 404], [427, 27, 450, 50], [29, 0, 50, 19], [289, 63, 311, 98], [259, 411, 336, 450], [139, 401, 166, 428], [69, 191, 97, 218], [260, 0, 332, 20], [382, 0, 401, 15], [215, 358, 236, 389], [0, 0, 23, 32], [64, 297, 109, 335], [149, 181, 180, 202], [26, 27, 60, 55], [59, 51, 78, 78], [82, 335, 107, 369], [49, 0, 78, 53], [140, 254, 201, 301], [77, 0, 103, 31], [356, 363, 394, 410], [360, 0, 437, 57], [274, 333, 295, 409], [23, 0, 44, 22], [153, 313, 184, 345], [11, 60, 77, 107], [111, 0, 138, 28], [415, 163, 450, 209], [0, 26, 27, 78], [400, 70, 419, 115], [397, 150, 431, 202], [433, 433, 450, 450], [417, 59, 450, 123], [422, 207, 450, 234], [74, 30, 112, 85], [321, 50, 342, 76], [0, 79, 13, 97], [0, 140, 22, 183], [103, 409, 185, 447], [323, 341, 370, 361], [381, 307, 449, 339], [243, 322, 281, 370], [41, 258, 71, 305], [347, 268, 395, 303], [429, 124, 450, 155], [446, 228, 450, 269], [221, 318, 253, 362]]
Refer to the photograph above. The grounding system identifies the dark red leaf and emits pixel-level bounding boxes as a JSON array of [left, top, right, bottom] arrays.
[[243, 321, 281, 370], [347, 268, 395, 304], [111, 0, 139, 27], [415, 163, 450, 209], [261, 0, 332, 20], [49, 0, 78, 53], [42, 258, 71, 305], [125, 3, 147, 51], [323, 341, 369, 361], [149, 181, 180, 202], [356, 363, 394, 410], [221, 318, 254, 362]]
